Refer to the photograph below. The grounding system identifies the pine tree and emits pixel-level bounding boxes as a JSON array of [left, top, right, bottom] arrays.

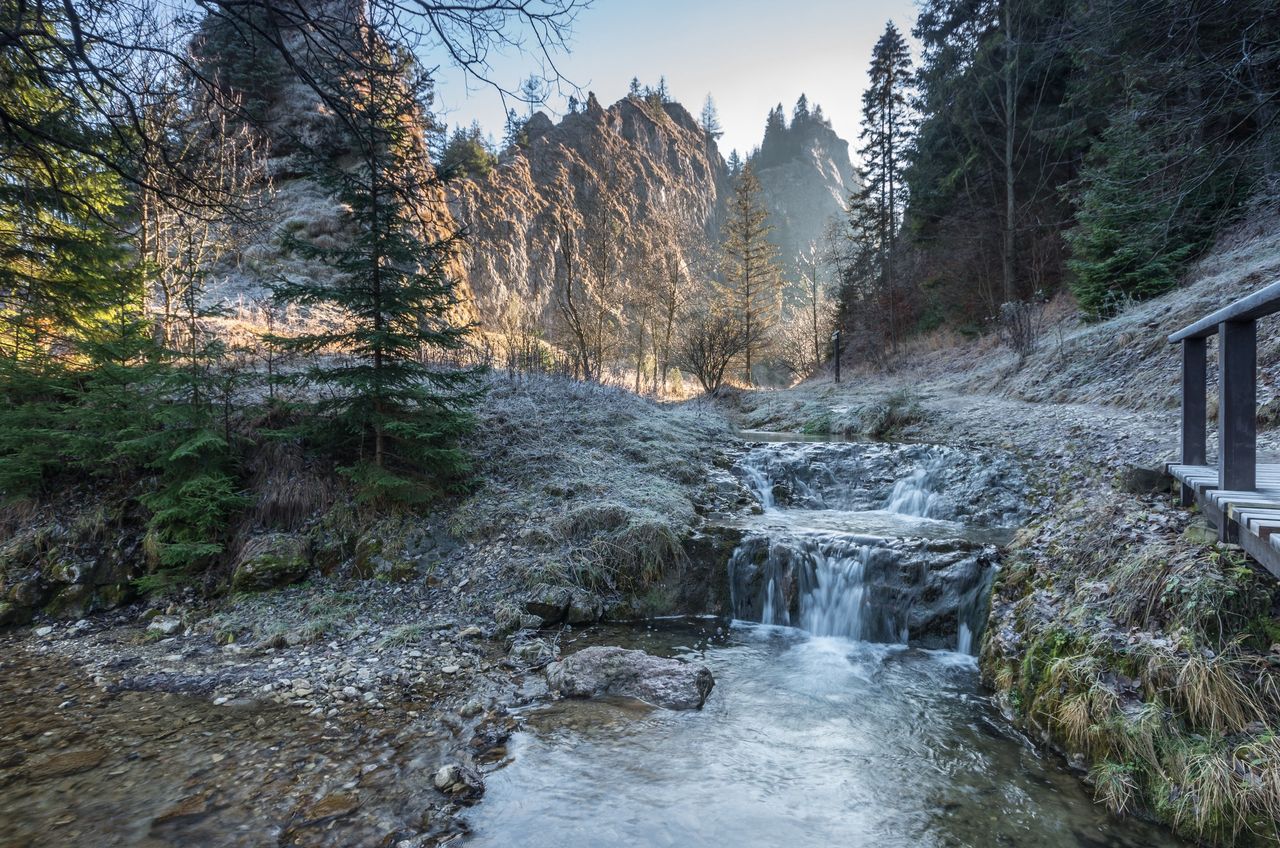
[[853, 20, 913, 346], [439, 122, 497, 180], [628, 77, 643, 98], [273, 37, 477, 503], [700, 94, 723, 142], [727, 149, 743, 177], [793, 93, 810, 124], [721, 164, 782, 385]]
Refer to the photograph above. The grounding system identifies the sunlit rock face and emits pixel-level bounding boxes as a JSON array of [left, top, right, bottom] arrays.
[[447, 94, 730, 325]]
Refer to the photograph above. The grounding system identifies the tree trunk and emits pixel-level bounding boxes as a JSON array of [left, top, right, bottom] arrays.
[[1002, 1, 1017, 306]]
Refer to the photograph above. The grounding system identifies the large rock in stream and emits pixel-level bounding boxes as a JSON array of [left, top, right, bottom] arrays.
[[546, 646, 714, 710]]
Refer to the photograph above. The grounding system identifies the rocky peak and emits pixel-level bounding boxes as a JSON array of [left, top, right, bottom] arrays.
[[448, 95, 728, 325], [751, 100, 859, 279]]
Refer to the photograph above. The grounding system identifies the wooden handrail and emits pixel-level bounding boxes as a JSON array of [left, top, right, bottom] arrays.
[[1169, 281, 1280, 342], [1170, 284, 1272, 533]]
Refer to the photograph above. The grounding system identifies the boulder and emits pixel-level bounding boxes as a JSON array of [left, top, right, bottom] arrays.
[[508, 637, 555, 666], [564, 588, 604, 625], [432, 763, 484, 803], [0, 601, 30, 628], [523, 584, 572, 625], [231, 533, 311, 592], [1115, 463, 1172, 495], [545, 646, 714, 710], [147, 615, 183, 636]]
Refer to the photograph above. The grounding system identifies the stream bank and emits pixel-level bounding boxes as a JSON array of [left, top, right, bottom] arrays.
[[729, 375, 1280, 845]]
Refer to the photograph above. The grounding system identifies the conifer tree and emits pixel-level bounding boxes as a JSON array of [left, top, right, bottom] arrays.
[[503, 107, 529, 150], [727, 149, 743, 177], [440, 122, 497, 180], [273, 35, 476, 503], [853, 20, 913, 345], [0, 0, 133, 489], [721, 164, 782, 385], [793, 93, 810, 124], [700, 94, 723, 143]]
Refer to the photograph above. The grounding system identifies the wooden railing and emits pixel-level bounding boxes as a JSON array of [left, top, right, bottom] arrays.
[[1170, 281, 1280, 502]]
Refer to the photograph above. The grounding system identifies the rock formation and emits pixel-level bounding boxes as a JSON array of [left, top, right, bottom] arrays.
[[446, 93, 729, 327], [751, 101, 859, 283]]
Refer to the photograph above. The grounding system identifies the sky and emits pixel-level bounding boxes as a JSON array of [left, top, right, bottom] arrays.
[[431, 0, 920, 160]]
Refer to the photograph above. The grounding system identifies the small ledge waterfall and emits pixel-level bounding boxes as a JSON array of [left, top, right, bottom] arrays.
[[728, 441, 1019, 653]]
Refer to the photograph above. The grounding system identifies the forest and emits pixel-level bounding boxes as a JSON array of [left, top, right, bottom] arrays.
[[3, 0, 1280, 846]]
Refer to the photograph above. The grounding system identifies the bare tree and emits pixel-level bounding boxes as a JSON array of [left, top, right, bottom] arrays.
[[138, 82, 271, 348], [674, 305, 750, 394]]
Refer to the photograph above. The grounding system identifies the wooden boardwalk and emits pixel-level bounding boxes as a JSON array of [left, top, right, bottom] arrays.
[[1168, 463, 1280, 578], [1168, 280, 1280, 579]]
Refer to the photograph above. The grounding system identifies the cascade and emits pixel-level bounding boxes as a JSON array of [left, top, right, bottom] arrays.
[[729, 441, 1011, 653]]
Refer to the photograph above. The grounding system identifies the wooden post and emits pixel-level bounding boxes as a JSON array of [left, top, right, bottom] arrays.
[[1180, 337, 1207, 506], [1218, 318, 1257, 494]]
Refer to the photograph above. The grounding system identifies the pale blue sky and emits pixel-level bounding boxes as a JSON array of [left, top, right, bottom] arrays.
[[432, 0, 920, 159]]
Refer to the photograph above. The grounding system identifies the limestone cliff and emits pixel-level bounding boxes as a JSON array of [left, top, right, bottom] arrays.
[[447, 94, 729, 326], [751, 103, 859, 281]]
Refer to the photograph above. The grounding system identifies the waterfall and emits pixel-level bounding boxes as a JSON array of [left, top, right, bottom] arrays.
[[742, 461, 776, 511], [731, 441, 1006, 654], [883, 455, 944, 518], [729, 534, 913, 644]]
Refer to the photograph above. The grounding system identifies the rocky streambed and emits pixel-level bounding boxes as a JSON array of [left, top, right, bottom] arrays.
[[0, 434, 1192, 847]]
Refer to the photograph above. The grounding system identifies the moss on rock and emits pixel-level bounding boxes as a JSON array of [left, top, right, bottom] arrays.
[[231, 533, 312, 592]]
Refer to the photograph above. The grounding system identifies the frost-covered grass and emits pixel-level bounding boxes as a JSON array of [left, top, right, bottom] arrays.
[[454, 373, 729, 593], [983, 491, 1280, 844]]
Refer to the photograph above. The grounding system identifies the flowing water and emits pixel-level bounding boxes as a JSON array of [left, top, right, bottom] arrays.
[[465, 438, 1188, 847]]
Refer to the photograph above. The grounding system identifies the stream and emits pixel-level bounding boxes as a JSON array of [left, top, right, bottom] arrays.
[[464, 438, 1187, 847]]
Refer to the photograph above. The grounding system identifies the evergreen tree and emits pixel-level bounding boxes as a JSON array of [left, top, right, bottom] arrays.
[[0, 0, 133, 489], [503, 107, 529, 150], [0, 0, 252, 572], [721, 164, 782, 385], [0, 0, 129, 366], [439, 122, 497, 180], [273, 37, 477, 503], [853, 20, 913, 345], [793, 93, 810, 125], [727, 149, 743, 177], [519, 75, 545, 117], [700, 94, 723, 142], [567, 94, 581, 114], [761, 104, 787, 161], [628, 77, 643, 98]]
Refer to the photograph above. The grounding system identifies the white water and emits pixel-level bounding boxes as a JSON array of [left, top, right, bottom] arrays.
[[732, 444, 989, 652], [883, 456, 944, 517]]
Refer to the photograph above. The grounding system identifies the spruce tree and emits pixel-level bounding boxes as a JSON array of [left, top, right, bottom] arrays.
[[439, 122, 497, 180], [727, 150, 743, 177], [700, 94, 723, 143], [0, 0, 132, 489], [721, 164, 782, 385], [273, 36, 476, 503], [854, 21, 913, 345]]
